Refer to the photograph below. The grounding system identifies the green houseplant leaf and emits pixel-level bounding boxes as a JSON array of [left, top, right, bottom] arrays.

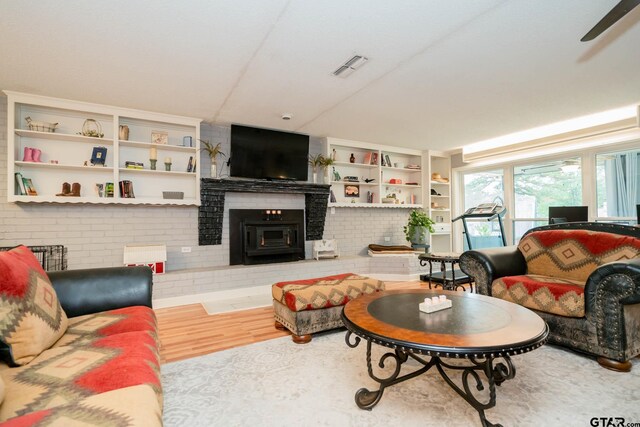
[[403, 209, 435, 243]]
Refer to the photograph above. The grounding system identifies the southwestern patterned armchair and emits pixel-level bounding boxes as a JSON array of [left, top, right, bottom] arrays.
[[460, 222, 640, 372]]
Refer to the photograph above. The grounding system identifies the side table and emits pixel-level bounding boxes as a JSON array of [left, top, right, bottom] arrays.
[[418, 252, 473, 292]]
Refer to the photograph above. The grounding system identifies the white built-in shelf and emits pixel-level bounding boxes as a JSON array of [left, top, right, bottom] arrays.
[[329, 202, 423, 208], [11, 194, 198, 206], [333, 161, 378, 169], [118, 168, 197, 177], [331, 181, 378, 186], [119, 139, 197, 153], [16, 129, 114, 145], [15, 161, 114, 172], [383, 183, 421, 188], [431, 195, 450, 198], [431, 232, 452, 236], [6, 91, 202, 206], [327, 137, 424, 207], [382, 166, 422, 172], [430, 181, 450, 186], [431, 208, 451, 212]]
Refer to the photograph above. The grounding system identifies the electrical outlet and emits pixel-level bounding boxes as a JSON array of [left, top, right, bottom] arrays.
[[181, 247, 192, 253], [384, 236, 391, 242]]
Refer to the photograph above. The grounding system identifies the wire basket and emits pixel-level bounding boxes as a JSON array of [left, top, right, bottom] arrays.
[[25, 116, 58, 133], [0, 245, 67, 271]]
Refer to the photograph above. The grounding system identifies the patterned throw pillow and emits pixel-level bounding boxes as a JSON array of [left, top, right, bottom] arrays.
[[0, 246, 68, 365]]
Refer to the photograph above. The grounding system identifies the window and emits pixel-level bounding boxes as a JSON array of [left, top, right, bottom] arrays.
[[462, 170, 504, 249], [513, 158, 582, 241], [596, 149, 640, 223]]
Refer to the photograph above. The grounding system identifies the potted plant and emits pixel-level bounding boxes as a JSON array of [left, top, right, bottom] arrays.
[[308, 153, 325, 183], [199, 140, 225, 178], [320, 155, 335, 184], [403, 209, 435, 245]]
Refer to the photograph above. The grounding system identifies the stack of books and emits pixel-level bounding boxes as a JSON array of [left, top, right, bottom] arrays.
[[119, 180, 135, 198], [125, 161, 144, 169], [14, 172, 37, 196]]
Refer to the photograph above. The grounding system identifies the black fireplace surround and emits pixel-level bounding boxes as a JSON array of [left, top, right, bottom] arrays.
[[199, 179, 330, 246], [229, 209, 305, 265]]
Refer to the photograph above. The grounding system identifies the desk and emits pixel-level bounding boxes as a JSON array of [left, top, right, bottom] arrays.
[[418, 252, 473, 292]]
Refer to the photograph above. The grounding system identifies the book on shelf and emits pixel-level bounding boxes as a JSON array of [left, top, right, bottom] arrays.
[[187, 156, 194, 172], [125, 161, 144, 169], [22, 177, 37, 196], [105, 182, 114, 198], [385, 154, 391, 167], [367, 191, 375, 203], [363, 152, 372, 165], [371, 152, 378, 165], [14, 172, 27, 195], [119, 180, 135, 198]]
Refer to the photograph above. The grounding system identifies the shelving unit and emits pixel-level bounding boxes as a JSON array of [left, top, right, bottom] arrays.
[[6, 91, 201, 205], [326, 138, 424, 208], [428, 152, 453, 252]]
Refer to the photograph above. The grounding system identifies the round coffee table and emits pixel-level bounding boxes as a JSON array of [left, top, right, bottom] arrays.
[[341, 289, 548, 427]]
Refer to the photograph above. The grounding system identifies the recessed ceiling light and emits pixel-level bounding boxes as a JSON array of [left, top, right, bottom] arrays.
[[281, 113, 292, 120]]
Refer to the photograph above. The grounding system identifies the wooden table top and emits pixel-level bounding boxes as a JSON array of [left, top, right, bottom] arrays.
[[342, 289, 548, 357]]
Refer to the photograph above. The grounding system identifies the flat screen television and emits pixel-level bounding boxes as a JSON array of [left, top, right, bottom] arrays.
[[548, 206, 588, 224], [230, 124, 309, 181]]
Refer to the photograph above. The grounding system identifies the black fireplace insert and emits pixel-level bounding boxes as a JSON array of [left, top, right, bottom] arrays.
[[229, 209, 305, 265]]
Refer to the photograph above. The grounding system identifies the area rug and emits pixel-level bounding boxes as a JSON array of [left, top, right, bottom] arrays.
[[162, 331, 640, 426]]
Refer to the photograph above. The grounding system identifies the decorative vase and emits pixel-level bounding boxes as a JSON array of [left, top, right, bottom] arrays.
[[312, 170, 318, 184], [119, 125, 129, 140], [324, 169, 330, 184], [211, 162, 217, 178]]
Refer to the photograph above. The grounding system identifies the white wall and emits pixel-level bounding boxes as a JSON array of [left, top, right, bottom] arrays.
[[0, 96, 413, 277]]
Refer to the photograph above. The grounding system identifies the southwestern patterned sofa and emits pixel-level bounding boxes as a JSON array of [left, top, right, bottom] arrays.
[[460, 222, 640, 372], [0, 246, 161, 426]]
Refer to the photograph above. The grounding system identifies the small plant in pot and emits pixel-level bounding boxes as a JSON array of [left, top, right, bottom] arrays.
[[404, 210, 435, 245], [199, 140, 225, 178], [320, 155, 335, 184], [308, 154, 325, 183]]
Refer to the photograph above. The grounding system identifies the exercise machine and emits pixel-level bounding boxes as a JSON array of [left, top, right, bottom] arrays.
[[452, 203, 507, 250]]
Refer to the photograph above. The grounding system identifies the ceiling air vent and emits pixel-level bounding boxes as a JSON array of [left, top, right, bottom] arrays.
[[332, 55, 368, 78]]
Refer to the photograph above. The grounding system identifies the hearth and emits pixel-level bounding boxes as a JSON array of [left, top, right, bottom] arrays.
[[229, 209, 305, 265]]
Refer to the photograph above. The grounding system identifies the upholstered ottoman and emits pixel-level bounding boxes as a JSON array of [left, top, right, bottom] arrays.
[[272, 273, 385, 343]]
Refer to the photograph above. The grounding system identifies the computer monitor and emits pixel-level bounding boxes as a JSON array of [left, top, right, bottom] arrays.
[[548, 206, 588, 224]]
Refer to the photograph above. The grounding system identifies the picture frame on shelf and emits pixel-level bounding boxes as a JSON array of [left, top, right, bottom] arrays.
[[371, 152, 378, 165], [151, 130, 169, 145], [90, 146, 107, 165], [345, 184, 359, 197]]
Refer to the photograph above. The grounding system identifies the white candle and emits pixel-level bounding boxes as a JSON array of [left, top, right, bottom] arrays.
[[431, 296, 440, 304], [165, 157, 171, 163], [423, 298, 432, 305], [150, 147, 157, 159], [439, 295, 447, 302]]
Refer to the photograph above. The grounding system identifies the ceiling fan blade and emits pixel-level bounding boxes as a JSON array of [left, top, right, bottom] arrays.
[[581, 0, 640, 41]]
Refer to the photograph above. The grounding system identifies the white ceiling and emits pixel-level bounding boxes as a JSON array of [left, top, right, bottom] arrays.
[[1, 0, 639, 151]]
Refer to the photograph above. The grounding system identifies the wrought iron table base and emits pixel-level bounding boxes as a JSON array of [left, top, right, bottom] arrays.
[[346, 331, 515, 427]]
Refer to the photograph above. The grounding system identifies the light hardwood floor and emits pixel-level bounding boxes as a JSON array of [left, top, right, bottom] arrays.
[[155, 280, 425, 363]]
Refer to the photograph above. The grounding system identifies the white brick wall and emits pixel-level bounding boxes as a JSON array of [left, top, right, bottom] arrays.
[[1, 96, 419, 298]]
